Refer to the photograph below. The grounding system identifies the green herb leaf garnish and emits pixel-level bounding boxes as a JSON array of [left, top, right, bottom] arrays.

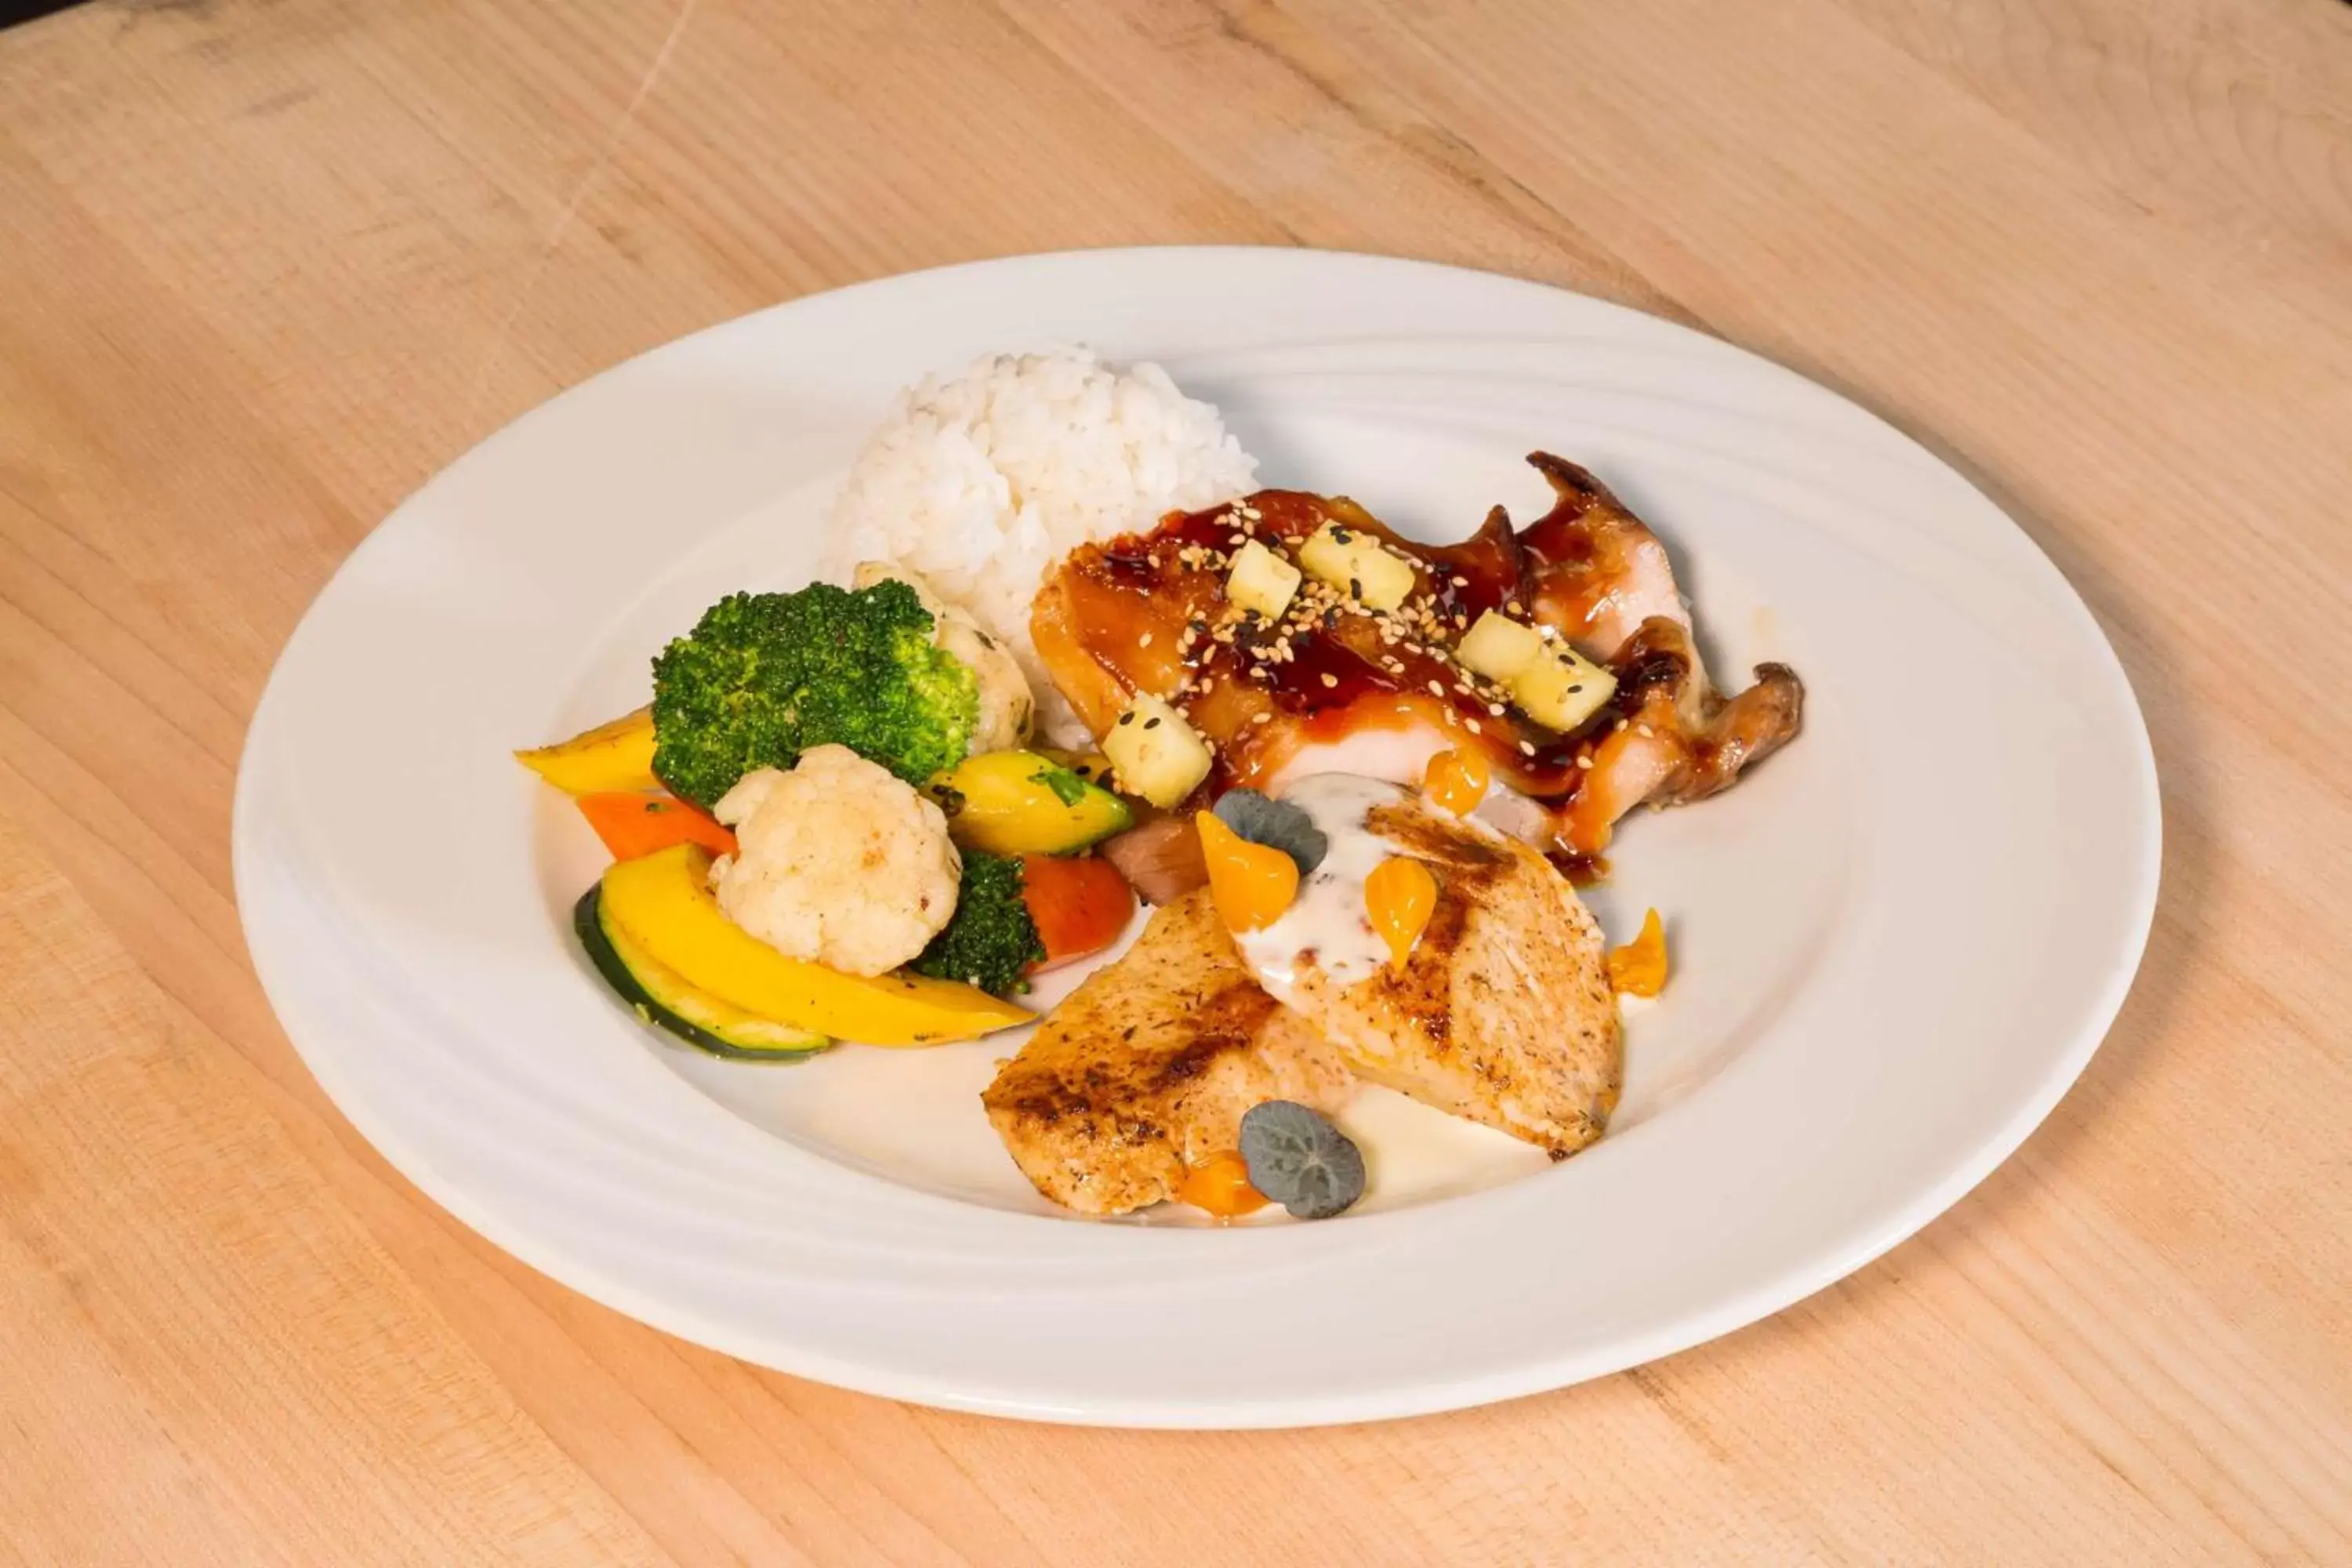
[[1239, 1101, 1365, 1219], [1213, 789, 1327, 875], [1029, 764, 1090, 808]]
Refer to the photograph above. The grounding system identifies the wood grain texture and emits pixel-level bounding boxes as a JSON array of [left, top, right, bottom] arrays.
[[1, 0, 2347, 1561]]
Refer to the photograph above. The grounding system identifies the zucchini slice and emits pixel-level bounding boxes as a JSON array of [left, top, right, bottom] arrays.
[[573, 885, 829, 1062], [598, 844, 1031, 1045]]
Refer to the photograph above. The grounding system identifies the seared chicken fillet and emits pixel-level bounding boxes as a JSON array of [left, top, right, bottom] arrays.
[[1265, 793, 1621, 1158], [982, 890, 1352, 1215]]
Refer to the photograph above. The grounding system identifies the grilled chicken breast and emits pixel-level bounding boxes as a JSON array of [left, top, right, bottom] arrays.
[[1029, 454, 1802, 863], [982, 890, 1353, 1215], [1261, 792, 1621, 1158]]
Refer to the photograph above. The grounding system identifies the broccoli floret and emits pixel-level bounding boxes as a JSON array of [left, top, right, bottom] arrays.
[[650, 580, 978, 806], [912, 851, 1044, 997]]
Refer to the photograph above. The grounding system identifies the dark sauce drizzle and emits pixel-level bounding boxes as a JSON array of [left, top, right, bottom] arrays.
[[1108, 494, 1640, 887]]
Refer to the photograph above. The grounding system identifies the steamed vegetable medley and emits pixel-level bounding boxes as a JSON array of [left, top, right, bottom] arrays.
[[517, 565, 1137, 1060]]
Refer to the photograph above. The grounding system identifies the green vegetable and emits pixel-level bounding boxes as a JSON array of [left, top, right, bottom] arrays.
[[573, 885, 830, 1062], [1033, 762, 1089, 808], [650, 580, 978, 806], [911, 851, 1045, 997], [1213, 789, 1327, 875], [1239, 1100, 1365, 1218]]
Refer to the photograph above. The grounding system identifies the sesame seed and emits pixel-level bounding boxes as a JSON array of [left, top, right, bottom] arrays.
[[1320, 673, 1338, 688], [1251, 711, 1272, 725], [1576, 753, 1594, 770], [1465, 718, 1482, 735], [1615, 718, 1629, 732], [1637, 724, 1654, 738], [1139, 632, 1153, 648], [1507, 601, 1524, 615], [1427, 680, 1445, 697], [1229, 533, 1247, 546], [1450, 575, 1468, 588], [1519, 740, 1537, 756], [1488, 702, 1506, 717]]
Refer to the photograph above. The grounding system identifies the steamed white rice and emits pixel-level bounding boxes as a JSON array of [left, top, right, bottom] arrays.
[[824, 347, 1257, 742]]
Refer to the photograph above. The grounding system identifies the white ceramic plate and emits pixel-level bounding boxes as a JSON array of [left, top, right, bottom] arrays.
[[235, 249, 2158, 1427]]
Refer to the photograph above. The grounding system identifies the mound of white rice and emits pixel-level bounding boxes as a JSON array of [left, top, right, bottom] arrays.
[[825, 347, 1257, 742]]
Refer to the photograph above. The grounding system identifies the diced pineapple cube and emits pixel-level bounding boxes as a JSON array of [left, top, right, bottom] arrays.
[[1511, 648, 1618, 734], [1455, 610, 1544, 682], [1101, 693, 1214, 808], [1226, 539, 1302, 621], [1298, 522, 1417, 612]]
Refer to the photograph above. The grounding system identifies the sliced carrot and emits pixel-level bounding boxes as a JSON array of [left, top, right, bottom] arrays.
[[577, 791, 738, 862], [1019, 854, 1136, 967]]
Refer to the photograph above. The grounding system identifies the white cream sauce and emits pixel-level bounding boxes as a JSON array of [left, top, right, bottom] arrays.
[[1263, 728, 1448, 793], [1219, 773, 1593, 1221], [1267, 731, 1561, 856], [1236, 773, 1410, 1003]]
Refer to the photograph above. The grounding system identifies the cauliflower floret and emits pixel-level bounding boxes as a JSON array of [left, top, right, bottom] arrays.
[[854, 561, 1033, 753], [709, 746, 962, 976]]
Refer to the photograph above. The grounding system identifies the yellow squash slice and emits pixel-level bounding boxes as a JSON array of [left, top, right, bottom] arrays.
[[935, 749, 1131, 856], [515, 706, 660, 795], [598, 844, 1033, 1046]]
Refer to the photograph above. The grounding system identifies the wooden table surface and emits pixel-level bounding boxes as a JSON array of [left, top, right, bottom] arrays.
[[3, 0, 2349, 1562]]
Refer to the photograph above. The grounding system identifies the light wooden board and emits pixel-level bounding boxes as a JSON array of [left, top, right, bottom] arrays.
[[1, 0, 2347, 1561]]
